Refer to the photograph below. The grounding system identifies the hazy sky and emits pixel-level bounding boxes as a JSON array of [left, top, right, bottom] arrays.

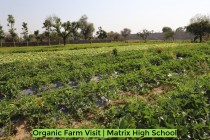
[[0, 0, 210, 35]]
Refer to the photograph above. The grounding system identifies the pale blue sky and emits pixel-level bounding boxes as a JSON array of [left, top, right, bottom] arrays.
[[0, 0, 210, 35]]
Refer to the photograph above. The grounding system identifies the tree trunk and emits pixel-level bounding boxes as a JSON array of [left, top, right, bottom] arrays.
[[0, 40, 2, 47], [194, 36, 198, 42], [48, 37, 50, 46], [27, 41, 28, 47], [13, 39, 16, 47], [199, 35, 202, 43], [63, 37, 66, 46]]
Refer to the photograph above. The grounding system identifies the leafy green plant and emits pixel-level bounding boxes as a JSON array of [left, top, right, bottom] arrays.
[[112, 48, 118, 56], [0, 42, 209, 139]]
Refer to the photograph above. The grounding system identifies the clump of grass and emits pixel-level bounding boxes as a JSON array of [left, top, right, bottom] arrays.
[[112, 48, 118, 56], [156, 47, 163, 53]]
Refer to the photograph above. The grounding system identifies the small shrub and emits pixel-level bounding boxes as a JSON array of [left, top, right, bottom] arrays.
[[112, 48, 118, 56], [149, 56, 163, 66], [176, 52, 192, 58], [156, 47, 163, 53]]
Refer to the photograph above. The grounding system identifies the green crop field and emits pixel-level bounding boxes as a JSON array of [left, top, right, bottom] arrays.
[[0, 42, 209, 139]]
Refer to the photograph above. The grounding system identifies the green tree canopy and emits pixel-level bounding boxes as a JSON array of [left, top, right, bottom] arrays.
[[107, 31, 120, 41], [96, 27, 107, 39], [7, 15, 17, 46], [162, 27, 172, 33], [162, 26, 175, 40], [43, 16, 57, 45], [186, 14, 210, 42], [78, 15, 95, 40], [21, 22, 31, 46], [176, 27, 185, 33], [71, 22, 80, 40], [137, 29, 151, 42], [0, 25, 5, 47], [34, 30, 40, 45], [121, 28, 131, 40], [53, 18, 79, 46]]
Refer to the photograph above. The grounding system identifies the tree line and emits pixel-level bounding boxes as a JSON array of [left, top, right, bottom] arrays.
[[0, 15, 121, 47], [0, 14, 210, 47], [137, 14, 210, 43]]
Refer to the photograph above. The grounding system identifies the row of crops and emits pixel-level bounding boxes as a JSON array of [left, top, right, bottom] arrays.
[[0, 42, 209, 139]]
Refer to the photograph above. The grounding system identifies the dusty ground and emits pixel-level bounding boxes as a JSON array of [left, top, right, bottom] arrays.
[[13, 119, 31, 140]]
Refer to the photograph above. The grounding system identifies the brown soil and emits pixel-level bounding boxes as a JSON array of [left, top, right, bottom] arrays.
[[150, 86, 165, 95], [57, 120, 67, 128], [116, 86, 173, 103], [72, 120, 92, 128], [12, 119, 31, 140], [150, 85, 174, 95], [110, 99, 130, 105], [120, 92, 133, 96]]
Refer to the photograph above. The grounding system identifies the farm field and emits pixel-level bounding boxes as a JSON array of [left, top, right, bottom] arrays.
[[0, 42, 209, 139]]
